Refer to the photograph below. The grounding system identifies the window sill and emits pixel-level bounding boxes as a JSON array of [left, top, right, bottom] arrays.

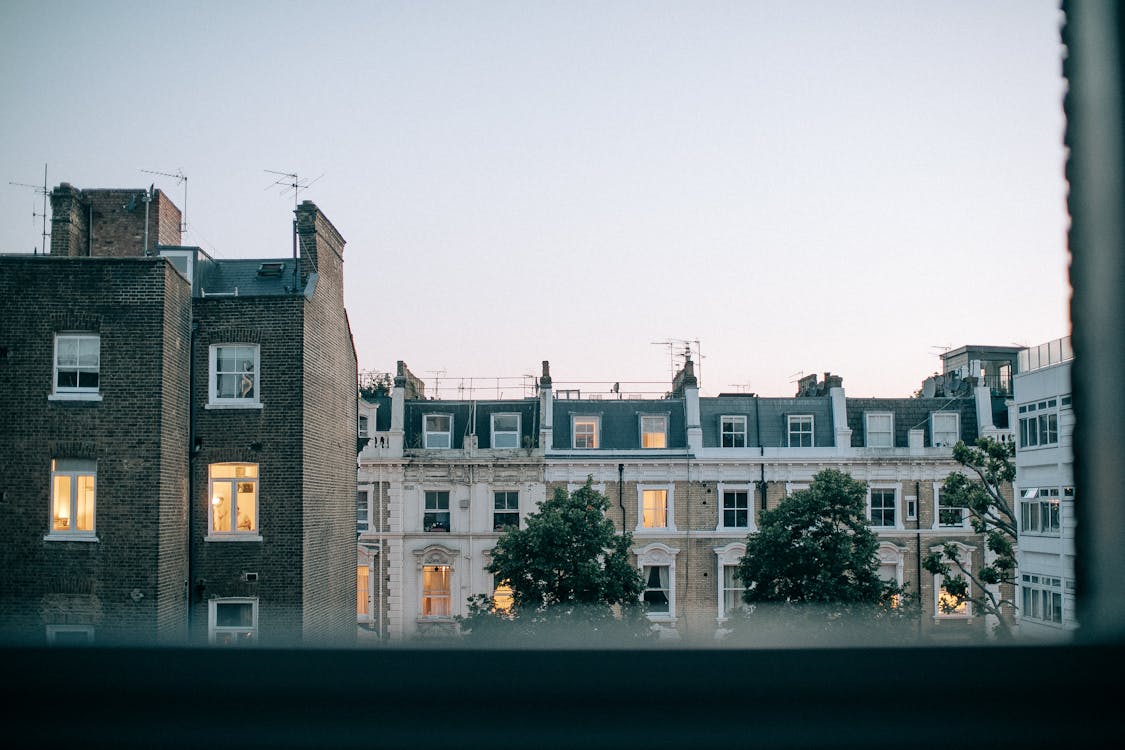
[[47, 393, 102, 402], [43, 533, 99, 543], [205, 534, 264, 542], [205, 402, 263, 410], [635, 527, 677, 535]]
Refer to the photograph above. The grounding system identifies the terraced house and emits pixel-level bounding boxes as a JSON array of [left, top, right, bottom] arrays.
[[358, 348, 1017, 642]]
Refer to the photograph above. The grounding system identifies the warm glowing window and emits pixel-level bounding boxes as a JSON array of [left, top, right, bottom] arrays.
[[643, 565, 670, 613], [931, 412, 960, 447], [937, 584, 970, 617], [423, 414, 452, 449], [721, 490, 749, 528], [208, 463, 259, 537], [640, 415, 667, 448], [53, 334, 100, 394], [493, 577, 514, 613], [424, 490, 450, 532], [209, 598, 257, 645], [868, 488, 897, 528], [642, 489, 668, 528], [787, 415, 814, 447], [422, 565, 451, 617], [491, 413, 520, 449], [357, 565, 370, 618], [865, 412, 894, 448], [573, 417, 599, 449], [493, 491, 519, 531], [720, 415, 746, 448], [49, 459, 96, 538], [209, 344, 259, 405]]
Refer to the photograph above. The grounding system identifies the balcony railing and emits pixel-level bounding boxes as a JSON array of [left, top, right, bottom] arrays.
[[1019, 336, 1073, 373]]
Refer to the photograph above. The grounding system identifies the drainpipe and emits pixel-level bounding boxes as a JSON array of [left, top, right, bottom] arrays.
[[618, 463, 626, 532], [756, 395, 767, 511], [916, 530, 923, 640], [143, 187, 151, 255], [187, 319, 199, 641]]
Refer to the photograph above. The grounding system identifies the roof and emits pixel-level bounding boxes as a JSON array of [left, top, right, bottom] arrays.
[[196, 258, 301, 298]]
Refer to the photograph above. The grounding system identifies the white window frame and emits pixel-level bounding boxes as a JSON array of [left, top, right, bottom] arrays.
[[716, 483, 753, 531], [931, 542, 974, 620], [640, 414, 668, 449], [636, 484, 675, 532], [357, 562, 372, 622], [208, 597, 259, 645], [1020, 488, 1061, 536], [877, 543, 905, 589], [720, 415, 747, 448], [207, 463, 261, 541], [423, 489, 451, 532], [491, 413, 521, 449], [423, 414, 452, 449], [714, 542, 747, 622], [934, 482, 968, 529], [634, 543, 680, 622], [493, 490, 520, 531], [46, 624, 94, 645], [1021, 573, 1064, 625], [45, 458, 97, 542], [207, 343, 261, 408], [51, 333, 101, 401], [931, 412, 960, 448], [421, 564, 452, 618], [572, 416, 600, 449], [358, 415, 369, 438], [865, 412, 894, 448], [1017, 400, 1059, 449], [357, 486, 372, 534], [867, 485, 900, 529], [787, 415, 814, 447], [414, 545, 457, 621]]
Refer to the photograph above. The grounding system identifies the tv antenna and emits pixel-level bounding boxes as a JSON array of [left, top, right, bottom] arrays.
[[426, 369, 447, 398], [651, 338, 703, 385], [265, 170, 324, 208], [728, 382, 754, 394], [140, 168, 188, 233], [9, 163, 49, 254], [787, 370, 805, 383]]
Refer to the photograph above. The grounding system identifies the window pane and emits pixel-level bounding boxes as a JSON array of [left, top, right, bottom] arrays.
[[357, 566, 370, 616], [76, 475, 95, 531], [493, 414, 518, 431], [216, 602, 254, 627], [56, 337, 78, 366], [212, 483, 232, 532], [52, 474, 71, 531], [642, 490, 667, 527], [236, 482, 256, 531]]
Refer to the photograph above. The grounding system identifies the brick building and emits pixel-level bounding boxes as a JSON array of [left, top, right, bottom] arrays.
[[0, 184, 357, 646]]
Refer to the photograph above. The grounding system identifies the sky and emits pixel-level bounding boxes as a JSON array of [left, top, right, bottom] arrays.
[[0, 1, 1070, 398]]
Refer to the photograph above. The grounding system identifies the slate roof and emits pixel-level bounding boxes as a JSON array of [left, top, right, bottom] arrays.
[[552, 399, 687, 450], [700, 396, 835, 448], [845, 397, 979, 448], [403, 399, 539, 450], [196, 257, 301, 297]]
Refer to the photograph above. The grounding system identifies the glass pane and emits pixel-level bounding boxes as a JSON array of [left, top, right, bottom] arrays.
[[493, 432, 518, 448], [357, 566, 370, 616], [493, 414, 518, 431], [57, 370, 77, 388], [56, 337, 78, 366], [76, 475, 95, 531], [52, 474, 71, 530], [77, 338, 99, 367], [217, 373, 240, 398], [236, 482, 256, 531], [77, 371, 99, 389], [211, 482, 232, 532], [642, 490, 667, 527], [216, 602, 253, 627]]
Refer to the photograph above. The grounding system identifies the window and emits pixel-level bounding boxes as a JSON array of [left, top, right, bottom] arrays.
[[358, 415, 369, 438], [208, 598, 258, 645], [46, 625, 94, 645], [208, 344, 259, 406], [492, 576, 514, 612], [720, 565, 745, 620], [937, 486, 966, 528], [424, 490, 450, 532], [1018, 400, 1059, 448], [865, 413, 894, 447], [1021, 574, 1063, 624], [931, 412, 960, 447], [932, 542, 973, 619], [720, 415, 746, 447], [357, 488, 371, 534], [208, 463, 259, 538], [573, 417, 599, 449], [643, 566, 671, 614], [423, 414, 452, 449], [421, 565, 451, 617], [491, 413, 520, 449], [53, 333, 99, 397], [787, 415, 814, 447], [1021, 488, 1061, 535], [877, 544, 904, 590], [905, 494, 918, 521], [937, 581, 970, 618], [868, 487, 897, 528], [47, 458, 96, 539], [721, 489, 749, 529], [641, 488, 669, 529], [357, 565, 371, 618], [493, 491, 519, 531], [640, 415, 667, 448]]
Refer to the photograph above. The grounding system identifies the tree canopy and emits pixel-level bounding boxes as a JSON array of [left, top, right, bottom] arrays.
[[458, 479, 649, 644]]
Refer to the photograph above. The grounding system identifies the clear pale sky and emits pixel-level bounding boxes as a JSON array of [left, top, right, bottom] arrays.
[[0, 1, 1069, 397]]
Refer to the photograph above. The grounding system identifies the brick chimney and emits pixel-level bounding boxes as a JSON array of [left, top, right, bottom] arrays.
[[295, 200, 345, 295], [50, 184, 181, 257]]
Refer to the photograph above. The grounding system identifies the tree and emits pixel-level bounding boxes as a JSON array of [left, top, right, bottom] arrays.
[[458, 479, 650, 645], [922, 437, 1018, 638], [730, 469, 913, 645]]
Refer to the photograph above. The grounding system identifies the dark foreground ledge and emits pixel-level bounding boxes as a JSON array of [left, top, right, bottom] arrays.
[[1, 643, 1121, 749]]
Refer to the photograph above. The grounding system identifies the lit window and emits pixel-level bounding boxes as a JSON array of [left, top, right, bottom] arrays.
[[209, 344, 259, 406], [868, 487, 897, 528], [423, 414, 452, 449], [720, 415, 746, 447], [493, 577, 514, 613], [877, 544, 904, 605], [1021, 488, 1061, 536], [357, 565, 371, 618], [865, 413, 894, 447], [48, 458, 96, 539], [641, 489, 668, 528], [937, 582, 970, 618], [422, 565, 451, 617], [932, 543, 973, 619], [357, 488, 371, 534], [208, 463, 259, 537], [640, 415, 667, 448], [424, 490, 450, 532], [493, 491, 519, 531], [721, 489, 749, 529], [209, 598, 258, 645], [491, 413, 520, 449], [788, 415, 814, 447], [643, 565, 670, 614], [46, 625, 94, 645], [573, 417, 599, 449], [931, 412, 960, 447], [720, 565, 745, 620], [53, 334, 100, 396]]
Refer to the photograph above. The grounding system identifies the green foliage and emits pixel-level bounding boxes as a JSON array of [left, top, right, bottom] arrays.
[[922, 437, 1018, 638], [728, 469, 916, 644], [458, 479, 651, 645], [359, 372, 392, 400]]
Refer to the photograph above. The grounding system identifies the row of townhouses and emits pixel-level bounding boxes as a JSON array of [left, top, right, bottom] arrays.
[[356, 343, 1062, 643], [0, 184, 358, 646]]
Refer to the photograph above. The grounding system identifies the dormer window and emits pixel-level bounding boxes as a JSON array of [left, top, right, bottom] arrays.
[[491, 413, 520, 448], [424, 414, 452, 449], [931, 412, 960, 447], [640, 415, 667, 448], [865, 412, 894, 448]]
